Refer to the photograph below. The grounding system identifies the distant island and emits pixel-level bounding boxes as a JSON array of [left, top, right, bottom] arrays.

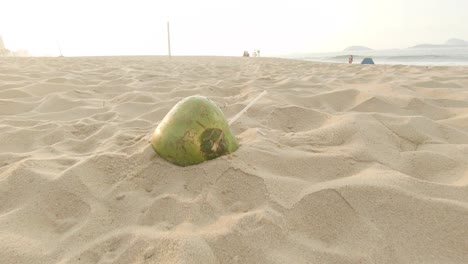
[[445, 38, 468, 46], [0, 35, 30, 57], [411, 38, 468, 49], [343, 46, 373, 52], [0, 35, 9, 56]]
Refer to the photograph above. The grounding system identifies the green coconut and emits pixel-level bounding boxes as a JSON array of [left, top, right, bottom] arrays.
[[151, 96, 239, 166]]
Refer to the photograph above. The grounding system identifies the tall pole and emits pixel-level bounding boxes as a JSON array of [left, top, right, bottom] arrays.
[[57, 41, 63, 57], [167, 21, 171, 58]]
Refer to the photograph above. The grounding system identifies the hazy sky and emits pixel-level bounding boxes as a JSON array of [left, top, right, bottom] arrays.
[[1, 0, 467, 56]]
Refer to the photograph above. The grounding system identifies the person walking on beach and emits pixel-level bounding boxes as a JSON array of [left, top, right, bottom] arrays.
[[348, 55, 353, 64]]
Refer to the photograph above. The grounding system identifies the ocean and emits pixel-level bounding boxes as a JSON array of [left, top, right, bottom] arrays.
[[289, 47, 468, 66]]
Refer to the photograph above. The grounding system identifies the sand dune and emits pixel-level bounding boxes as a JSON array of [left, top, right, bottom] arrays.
[[0, 56, 467, 263]]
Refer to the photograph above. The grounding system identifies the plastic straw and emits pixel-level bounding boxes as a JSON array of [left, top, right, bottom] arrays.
[[229, 90, 267, 125]]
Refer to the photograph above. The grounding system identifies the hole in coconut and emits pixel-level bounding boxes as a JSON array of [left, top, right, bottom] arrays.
[[200, 128, 227, 160]]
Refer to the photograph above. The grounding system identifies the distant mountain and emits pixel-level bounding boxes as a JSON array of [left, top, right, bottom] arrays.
[[411, 44, 444, 49], [410, 38, 468, 49], [0, 35, 29, 57], [445, 38, 468, 46], [0, 35, 5, 50], [343, 46, 373, 52], [0, 35, 10, 57]]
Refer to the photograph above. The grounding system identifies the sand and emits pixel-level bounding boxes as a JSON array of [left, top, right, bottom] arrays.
[[0, 56, 467, 264]]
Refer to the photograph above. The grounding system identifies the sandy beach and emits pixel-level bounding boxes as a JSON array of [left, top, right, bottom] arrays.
[[0, 56, 467, 263]]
